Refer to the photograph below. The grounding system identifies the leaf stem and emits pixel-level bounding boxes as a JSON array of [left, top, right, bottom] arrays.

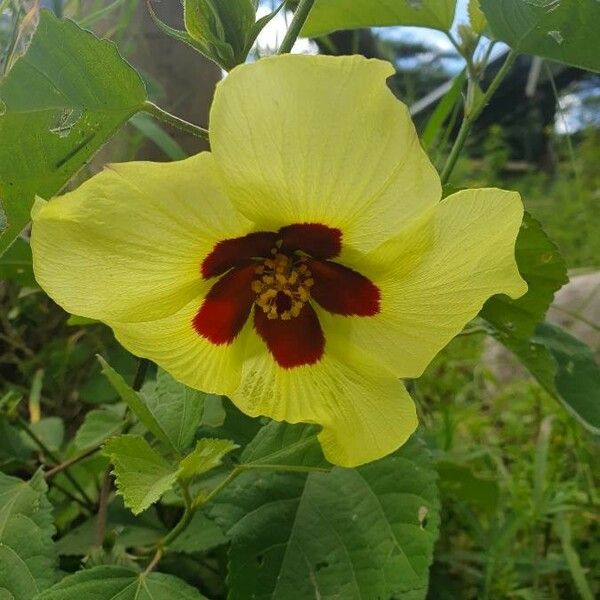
[[44, 446, 101, 479], [440, 50, 518, 185], [142, 101, 209, 142], [278, 0, 316, 54]]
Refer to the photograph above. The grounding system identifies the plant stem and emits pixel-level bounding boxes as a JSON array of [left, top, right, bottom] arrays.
[[17, 417, 95, 510], [278, 0, 316, 54], [142, 101, 209, 142], [44, 446, 101, 479], [440, 50, 518, 185]]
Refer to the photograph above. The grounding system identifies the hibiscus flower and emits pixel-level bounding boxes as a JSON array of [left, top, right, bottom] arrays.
[[31, 54, 527, 467]]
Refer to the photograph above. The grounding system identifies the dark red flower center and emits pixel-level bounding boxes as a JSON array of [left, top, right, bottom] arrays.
[[193, 223, 380, 369]]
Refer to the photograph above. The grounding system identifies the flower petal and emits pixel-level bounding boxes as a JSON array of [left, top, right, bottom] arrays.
[[308, 258, 380, 316], [326, 188, 528, 378], [193, 263, 257, 345], [279, 223, 342, 259], [111, 293, 246, 396], [210, 54, 440, 255], [202, 232, 277, 279], [253, 303, 325, 368], [231, 333, 418, 467], [31, 153, 253, 323]]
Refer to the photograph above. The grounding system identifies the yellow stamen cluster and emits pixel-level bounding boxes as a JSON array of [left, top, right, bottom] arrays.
[[252, 252, 314, 320]]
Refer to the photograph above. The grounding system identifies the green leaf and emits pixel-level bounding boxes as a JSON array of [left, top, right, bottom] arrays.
[[56, 499, 164, 557], [302, 0, 457, 37], [210, 435, 439, 599], [103, 435, 180, 515], [98, 357, 177, 454], [481, 213, 567, 340], [73, 405, 127, 450], [179, 438, 238, 481], [0, 10, 146, 256], [437, 460, 499, 512], [500, 322, 600, 434], [241, 421, 330, 469], [169, 511, 228, 554], [140, 369, 210, 454], [468, 0, 487, 34], [35, 565, 207, 599], [480, 0, 600, 72], [422, 69, 466, 152], [23, 418, 64, 453], [0, 239, 35, 287], [0, 471, 57, 598]]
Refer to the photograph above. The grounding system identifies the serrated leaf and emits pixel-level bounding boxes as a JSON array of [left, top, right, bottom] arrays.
[[210, 435, 439, 600], [481, 213, 567, 340], [140, 369, 209, 454], [499, 322, 600, 434], [480, 0, 600, 72], [179, 438, 238, 481], [103, 435, 179, 515], [302, 0, 457, 37], [0, 471, 57, 598], [35, 565, 207, 599], [468, 0, 487, 34], [98, 357, 177, 454], [241, 421, 330, 469], [74, 405, 127, 451], [0, 10, 146, 256]]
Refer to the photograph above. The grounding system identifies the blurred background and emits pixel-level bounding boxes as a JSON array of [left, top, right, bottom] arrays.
[[1, 1, 598, 598]]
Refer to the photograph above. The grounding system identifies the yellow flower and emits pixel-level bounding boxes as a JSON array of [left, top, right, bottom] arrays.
[[31, 55, 527, 467]]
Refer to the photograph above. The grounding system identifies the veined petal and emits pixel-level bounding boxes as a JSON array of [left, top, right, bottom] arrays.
[[111, 292, 246, 396], [31, 153, 253, 323], [210, 54, 440, 255], [231, 333, 418, 467], [326, 188, 528, 378]]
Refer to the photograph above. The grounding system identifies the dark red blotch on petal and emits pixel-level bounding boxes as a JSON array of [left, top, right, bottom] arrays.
[[193, 263, 257, 345], [253, 303, 325, 369], [308, 258, 380, 317], [279, 223, 342, 259], [201, 232, 277, 279]]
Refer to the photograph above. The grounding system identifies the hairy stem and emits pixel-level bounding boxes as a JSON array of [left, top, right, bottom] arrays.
[[44, 446, 101, 479], [440, 50, 518, 185], [142, 101, 209, 142], [278, 0, 316, 54]]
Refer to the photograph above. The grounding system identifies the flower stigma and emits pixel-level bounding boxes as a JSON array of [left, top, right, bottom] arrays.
[[252, 250, 314, 320]]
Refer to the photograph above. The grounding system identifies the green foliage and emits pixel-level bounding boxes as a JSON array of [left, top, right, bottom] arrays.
[[241, 421, 329, 468], [503, 322, 600, 433], [0, 10, 146, 257], [481, 212, 568, 340], [149, 0, 281, 71], [0, 470, 57, 598], [36, 565, 208, 599], [103, 435, 180, 515], [99, 357, 177, 454], [140, 369, 214, 454], [481, 0, 600, 72], [303, 0, 457, 36], [73, 404, 127, 450], [179, 438, 238, 481], [210, 435, 440, 600]]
